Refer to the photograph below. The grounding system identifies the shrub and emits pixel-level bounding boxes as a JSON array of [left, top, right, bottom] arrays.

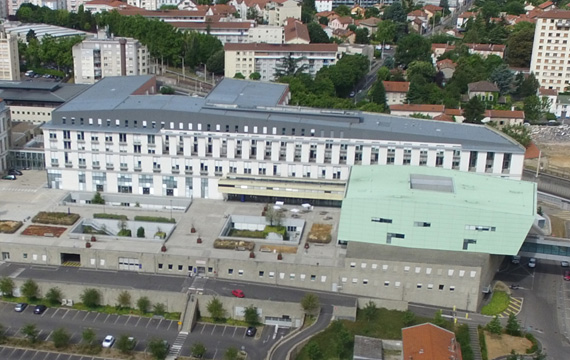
[[21, 279, 40, 300], [263, 225, 287, 238], [213, 239, 255, 250], [525, 333, 538, 354], [92, 192, 105, 204], [137, 296, 151, 313], [228, 229, 266, 238], [52, 327, 71, 349], [154, 231, 166, 239], [0, 277, 15, 297], [93, 213, 128, 220], [137, 226, 145, 238], [153, 303, 166, 315], [80, 288, 101, 308], [32, 211, 80, 225], [478, 325, 488, 360], [455, 324, 474, 360], [134, 216, 175, 223], [118, 229, 132, 237], [46, 287, 63, 305]]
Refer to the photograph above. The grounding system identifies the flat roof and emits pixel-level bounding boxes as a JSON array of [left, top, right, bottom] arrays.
[[206, 78, 289, 107], [339, 166, 537, 255], [0, 81, 89, 104]]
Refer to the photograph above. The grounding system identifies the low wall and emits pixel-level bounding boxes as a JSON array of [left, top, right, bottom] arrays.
[[333, 305, 357, 321], [357, 297, 408, 311], [13, 279, 188, 313]]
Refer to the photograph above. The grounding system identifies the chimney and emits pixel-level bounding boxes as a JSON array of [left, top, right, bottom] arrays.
[[119, 38, 127, 76]]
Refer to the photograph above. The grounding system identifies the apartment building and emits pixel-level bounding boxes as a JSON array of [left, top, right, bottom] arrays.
[[0, 29, 20, 81], [247, 26, 284, 44], [172, 21, 255, 44], [72, 31, 152, 85], [530, 9, 570, 91], [0, 100, 10, 173], [127, 0, 179, 11], [224, 43, 338, 81], [266, 0, 301, 26], [42, 76, 526, 201], [8, 0, 66, 16]]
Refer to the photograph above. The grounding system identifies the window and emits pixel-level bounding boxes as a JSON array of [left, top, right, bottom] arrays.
[[300, 274, 306, 280], [352, 278, 358, 284], [228, 269, 234, 275], [450, 286, 455, 291], [439, 284, 444, 290], [158, 263, 163, 269], [23, 253, 28, 259], [459, 270, 465, 277], [280, 273, 285, 279], [414, 222, 431, 227], [415, 267, 421, 274], [361, 263, 367, 269], [371, 217, 392, 223], [238, 270, 244, 276], [386, 233, 405, 244], [269, 272, 275, 278], [417, 283, 422, 289], [395, 281, 401, 287], [290, 274, 295, 280], [426, 268, 432, 275], [384, 281, 390, 286], [372, 264, 378, 270], [321, 276, 326, 282], [363, 279, 368, 285], [208, 267, 213, 273], [382, 265, 388, 271], [448, 269, 454, 276], [350, 262, 356, 268], [341, 277, 347, 283], [465, 225, 496, 231], [470, 271, 477, 278], [311, 275, 316, 281], [168, 264, 173, 270], [259, 271, 264, 277], [178, 265, 183, 271], [404, 266, 410, 272], [427, 284, 434, 289]]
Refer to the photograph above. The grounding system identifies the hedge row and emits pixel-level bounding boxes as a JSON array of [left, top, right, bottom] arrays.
[[93, 213, 128, 220], [134, 216, 175, 223], [32, 212, 80, 226]]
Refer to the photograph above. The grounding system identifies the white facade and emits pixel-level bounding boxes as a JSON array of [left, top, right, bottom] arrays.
[[0, 30, 20, 81], [67, 0, 89, 12], [315, 0, 332, 12], [0, 100, 10, 173], [8, 0, 66, 15], [266, 0, 301, 26], [127, 0, 180, 11], [530, 11, 570, 91], [72, 34, 151, 85], [247, 26, 283, 44]]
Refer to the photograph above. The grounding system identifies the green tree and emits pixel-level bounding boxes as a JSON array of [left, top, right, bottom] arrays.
[[319, 16, 329, 25], [355, 28, 370, 44], [505, 313, 522, 336], [22, 323, 39, 343], [116, 334, 135, 354], [486, 316, 503, 335], [301, 293, 320, 315], [191, 342, 207, 358], [406, 61, 436, 83], [505, 1, 526, 15], [395, 34, 431, 66], [274, 54, 308, 79], [207, 297, 226, 321], [369, 81, 387, 110], [330, 320, 352, 358], [307, 22, 330, 43], [375, 20, 397, 44], [153, 302, 166, 315], [137, 226, 145, 238], [490, 64, 514, 95], [234, 72, 246, 79], [206, 49, 224, 75], [464, 96, 486, 124], [265, 205, 284, 226], [383, 2, 406, 23], [148, 338, 169, 360], [82, 328, 97, 347], [80, 288, 101, 308], [506, 349, 519, 360], [249, 72, 261, 80], [225, 346, 239, 360], [501, 124, 532, 147], [362, 301, 379, 322], [21, 279, 40, 300], [517, 73, 540, 98], [439, 0, 450, 15], [365, 7, 380, 18], [137, 296, 151, 313], [244, 305, 260, 326], [52, 327, 71, 349], [159, 86, 174, 95], [92, 192, 105, 204], [524, 95, 542, 123], [0, 277, 15, 297], [403, 310, 416, 326], [377, 66, 391, 81], [306, 341, 323, 360], [334, 5, 351, 16], [117, 291, 131, 309]]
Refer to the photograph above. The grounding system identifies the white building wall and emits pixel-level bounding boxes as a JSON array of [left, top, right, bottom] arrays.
[[247, 26, 283, 44], [0, 101, 10, 173], [0, 31, 20, 81]]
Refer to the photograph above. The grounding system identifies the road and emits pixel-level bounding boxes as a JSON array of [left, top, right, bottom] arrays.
[[0, 346, 114, 360]]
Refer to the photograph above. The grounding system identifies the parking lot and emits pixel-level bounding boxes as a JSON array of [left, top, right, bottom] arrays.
[[0, 346, 114, 360]]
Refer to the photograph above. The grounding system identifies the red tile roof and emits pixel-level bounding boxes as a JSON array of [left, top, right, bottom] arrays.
[[86, 0, 138, 9], [458, 11, 476, 18], [525, 141, 541, 159], [336, 16, 354, 24], [224, 43, 338, 52], [537, 9, 570, 19], [118, 8, 208, 17], [431, 43, 456, 52], [170, 21, 254, 30], [408, 10, 427, 17], [403, 323, 463, 360], [538, 1, 554, 9], [437, 59, 457, 69], [433, 114, 455, 122], [423, 4, 443, 13], [390, 104, 445, 112], [539, 87, 558, 96], [465, 43, 506, 52], [485, 109, 525, 118], [444, 108, 463, 116], [383, 81, 410, 93], [284, 18, 310, 43]]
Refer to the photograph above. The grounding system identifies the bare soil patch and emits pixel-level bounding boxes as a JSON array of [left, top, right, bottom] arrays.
[[21, 225, 67, 238], [549, 215, 567, 238], [484, 331, 532, 360], [213, 239, 255, 251], [259, 244, 298, 254], [0, 220, 23, 234], [307, 223, 333, 243]]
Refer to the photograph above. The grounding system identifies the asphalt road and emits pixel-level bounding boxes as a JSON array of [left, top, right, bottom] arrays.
[[0, 346, 114, 360]]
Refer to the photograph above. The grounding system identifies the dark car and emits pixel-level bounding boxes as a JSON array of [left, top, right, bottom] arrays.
[[34, 305, 47, 314], [246, 326, 257, 337], [2, 174, 16, 180], [8, 169, 22, 176]]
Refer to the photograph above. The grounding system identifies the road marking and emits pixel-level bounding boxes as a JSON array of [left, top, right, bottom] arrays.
[[135, 317, 142, 327], [145, 318, 152, 328], [233, 327, 238, 337], [156, 318, 163, 329], [200, 325, 205, 334], [167, 321, 173, 331], [103, 314, 110, 323], [51, 308, 60, 318], [61, 309, 69, 319], [93, 313, 100, 322], [222, 326, 227, 336], [211, 325, 216, 335], [72, 311, 81, 320], [44, 331, 53, 342], [114, 316, 121, 324], [82, 312, 89, 321]]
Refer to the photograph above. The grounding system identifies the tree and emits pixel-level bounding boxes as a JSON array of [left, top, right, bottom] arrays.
[[0, 277, 15, 297], [117, 291, 131, 309], [274, 54, 308, 79], [365, 7, 380, 18], [148, 338, 169, 360], [334, 5, 351, 16], [506, 24, 534, 66], [246, 7, 259, 21], [383, 2, 406, 23], [82, 328, 97, 347], [307, 22, 330, 43], [507, 349, 519, 360], [116, 334, 135, 354], [505, 1, 526, 15], [524, 95, 542, 123], [301, 293, 320, 315], [191, 342, 207, 358], [506, 313, 522, 336], [395, 34, 431, 67], [92, 192, 105, 204], [330, 320, 352, 358], [21, 279, 40, 300], [517, 73, 540, 98], [377, 66, 391, 81], [375, 20, 397, 44], [234, 72, 246, 79], [355, 28, 370, 44], [306, 341, 323, 360], [406, 61, 436, 83], [137, 296, 151, 313], [486, 316, 503, 335], [403, 310, 416, 326], [265, 205, 284, 226], [80, 288, 101, 308], [249, 72, 261, 80], [137, 226, 145, 238], [160, 86, 174, 95], [464, 96, 486, 124], [225, 346, 239, 360], [153, 302, 166, 315], [490, 64, 514, 95], [243, 305, 260, 326], [432, 310, 449, 328], [439, 0, 450, 15], [319, 16, 328, 25], [206, 49, 224, 75], [52, 327, 71, 349], [22, 323, 39, 343], [362, 301, 379, 322], [207, 297, 226, 321], [501, 124, 532, 147], [369, 81, 387, 110]]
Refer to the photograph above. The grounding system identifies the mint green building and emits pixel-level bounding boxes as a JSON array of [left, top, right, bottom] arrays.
[[338, 166, 537, 256]]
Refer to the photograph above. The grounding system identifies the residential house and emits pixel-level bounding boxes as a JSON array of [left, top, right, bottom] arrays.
[[315, 10, 337, 22], [465, 43, 506, 59], [383, 81, 410, 105], [411, 17, 427, 34], [338, 43, 374, 63], [402, 323, 462, 360], [436, 59, 456, 80], [329, 16, 353, 30], [444, 108, 464, 123], [431, 43, 456, 63], [407, 10, 428, 22], [315, 0, 333, 12], [423, 4, 443, 19], [284, 18, 310, 44], [483, 109, 525, 127], [85, 0, 139, 13], [539, 87, 558, 114], [356, 17, 382, 34], [538, 1, 555, 11], [390, 104, 445, 118], [457, 11, 476, 28], [267, 0, 301, 26], [555, 94, 570, 119], [352, 336, 383, 360], [467, 81, 500, 101], [350, 5, 365, 17], [332, 28, 356, 43]]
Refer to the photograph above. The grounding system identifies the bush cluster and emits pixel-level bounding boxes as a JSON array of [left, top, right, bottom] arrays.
[[32, 212, 80, 226], [134, 216, 175, 223], [93, 213, 128, 220]]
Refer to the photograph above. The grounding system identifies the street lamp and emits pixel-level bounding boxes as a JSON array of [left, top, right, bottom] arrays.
[[179, 56, 185, 79]]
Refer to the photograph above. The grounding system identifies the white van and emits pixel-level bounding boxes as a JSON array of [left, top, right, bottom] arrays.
[[25, 70, 34, 77]]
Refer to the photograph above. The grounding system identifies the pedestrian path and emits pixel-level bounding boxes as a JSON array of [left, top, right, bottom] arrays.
[[498, 297, 523, 318], [0, 187, 38, 193], [468, 324, 483, 360], [166, 331, 188, 360]]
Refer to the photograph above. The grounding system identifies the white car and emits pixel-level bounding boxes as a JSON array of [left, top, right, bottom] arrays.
[[528, 258, 537, 268], [561, 261, 569, 267], [102, 335, 115, 348]]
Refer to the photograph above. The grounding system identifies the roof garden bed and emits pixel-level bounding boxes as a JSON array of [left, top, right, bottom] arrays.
[[22, 225, 67, 237], [0, 220, 23, 234], [220, 215, 305, 245], [32, 212, 80, 226], [259, 244, 297, 254], [307, 224, 333, 244], [214, 239, 255, 251]]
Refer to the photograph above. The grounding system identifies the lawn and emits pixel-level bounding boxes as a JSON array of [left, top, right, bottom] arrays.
[[21, 225, 68, 237], [481, 291, 510, 315], [32, 211, 80, 226]]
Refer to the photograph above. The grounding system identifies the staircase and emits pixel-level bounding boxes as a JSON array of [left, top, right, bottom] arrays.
[[468, 324, 483, 360], [165, 331, 188, 360]]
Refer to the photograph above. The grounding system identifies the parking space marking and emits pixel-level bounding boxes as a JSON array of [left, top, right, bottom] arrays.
[[103, 314, 110, 323], [72, 311, 81, 321], [60, 309, 70, 319], [167, 321, 174, 331], [82, 312, 90, 321], [22, 349, 36, 360], [113, 315, 121, 324], [93, 313, 100, 322], [211, 324, 216, 335], [137, 317, 150, 328], [155, 318, 163, 329], [233, 327, 237, 337], [200, 324, 206, 334], [51, 309, 60, 318], [44, 330, 53, 342], [135, 317, 142, 327]]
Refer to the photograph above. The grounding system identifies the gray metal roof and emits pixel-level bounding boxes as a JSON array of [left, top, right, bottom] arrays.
[[0, 81, 89, 104], [47, 76, 525, 154], [206, 78, 289, 107]]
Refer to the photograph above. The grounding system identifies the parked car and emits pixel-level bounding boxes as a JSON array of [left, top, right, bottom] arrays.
[[231, 289, 245, 298], [246, 326, 257, 337], [127, 337, 136, 350], [8, 169, 22, 176], [34, 304, 47, 314], [564, 270, 570, 281], [511, 255, 521, 264], [562, 261, 569, 267], [528, 258, 537, 268], [14, 303, 28, 312], [102, 335, 115, 348], [2, 174, 16, 180]]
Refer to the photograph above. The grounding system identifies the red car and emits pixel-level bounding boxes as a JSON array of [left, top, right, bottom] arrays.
[[232, 289, 245, 298], [564, 270, 570, 281]]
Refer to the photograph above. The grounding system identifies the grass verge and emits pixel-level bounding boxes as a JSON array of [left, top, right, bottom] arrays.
[[481, 291, 510, 315]]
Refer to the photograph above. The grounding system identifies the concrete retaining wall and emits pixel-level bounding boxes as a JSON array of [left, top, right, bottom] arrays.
[[357, 297, 408, 311], [523, 170, 570, 200]]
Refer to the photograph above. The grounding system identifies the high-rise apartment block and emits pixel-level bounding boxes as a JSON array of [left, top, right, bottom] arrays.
[[0, 29, 20, 81]]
